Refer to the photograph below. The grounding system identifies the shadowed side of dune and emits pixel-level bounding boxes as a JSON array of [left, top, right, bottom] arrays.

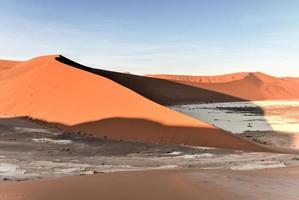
[[61, 117, 269, 152], [56, 56, 244, 105]]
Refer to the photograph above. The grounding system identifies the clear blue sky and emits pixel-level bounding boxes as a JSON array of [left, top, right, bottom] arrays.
[[1, 0, 299, 76]]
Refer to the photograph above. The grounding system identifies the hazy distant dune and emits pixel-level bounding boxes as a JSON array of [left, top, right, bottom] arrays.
[[148, 72, 299, 101]]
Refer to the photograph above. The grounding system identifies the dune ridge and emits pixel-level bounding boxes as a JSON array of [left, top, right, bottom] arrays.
[[0, 55, 267, 151], [56, 56, 246, 105], [61, 56, 299, 104]]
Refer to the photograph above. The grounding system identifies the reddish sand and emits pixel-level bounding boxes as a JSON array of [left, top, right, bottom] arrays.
[[0, 59, 20, 71], [1, 167, 299, 200], [148, 72, 299, 101], [0, 170, 224, 200], [0, 55, 267, 151], [147, 72, 251, 83]]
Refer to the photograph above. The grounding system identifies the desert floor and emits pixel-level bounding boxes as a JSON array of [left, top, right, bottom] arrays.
[[0, 117, 299, 199], [1, 167, 299, 200]]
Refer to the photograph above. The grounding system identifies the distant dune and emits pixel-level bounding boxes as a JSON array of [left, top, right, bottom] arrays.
[[0, 55, 266, 151], [148, 72, 299, 101], [147, 72, 251, 83]]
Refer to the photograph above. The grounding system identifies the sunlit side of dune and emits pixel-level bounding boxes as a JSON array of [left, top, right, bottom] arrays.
[[1, 55, 197, 126]]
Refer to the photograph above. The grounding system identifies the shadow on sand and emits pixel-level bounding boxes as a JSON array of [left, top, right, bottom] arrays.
[[13, 116, 270, 152], [56, 55, 245, 105]]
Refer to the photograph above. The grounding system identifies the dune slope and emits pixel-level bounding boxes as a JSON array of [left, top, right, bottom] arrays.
[[57, 56, 245, 105], [0, 59, 20, 71], [0, 55, 267, 151]]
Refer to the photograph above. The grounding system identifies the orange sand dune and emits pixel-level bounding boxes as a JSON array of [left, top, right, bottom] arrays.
[[0, 55, 267, 151], [147, 72, 281, 83], [0, 59, 20, 71], [147, 72, 251, 83], [283, 77, 299, 83], [149, 72, 299, 101]]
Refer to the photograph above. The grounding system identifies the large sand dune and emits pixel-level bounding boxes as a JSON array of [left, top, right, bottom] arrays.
[[148, 72, 299, 101], [0, 55, 266, 151]]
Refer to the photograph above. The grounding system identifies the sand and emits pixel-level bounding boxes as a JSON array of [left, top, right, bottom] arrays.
[[1, 167, 299, 200], [0, 60, 19, 71], [0, 55, 266, 151], [147, 72, 251, 83], [148, 72, 299, 101]]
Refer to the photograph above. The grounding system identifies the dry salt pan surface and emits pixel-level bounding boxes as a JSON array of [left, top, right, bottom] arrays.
[[170, 101, 299, 134], [0, 164, 26, 177], [14, 127, 57, 135], [170, 101, 299, 149], [32, 138, 72, 145], [230, 160, 286, 170], [1, 117, 299, 181]]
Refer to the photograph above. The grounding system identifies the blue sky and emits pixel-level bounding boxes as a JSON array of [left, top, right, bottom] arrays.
[[1, 0, 299, 76]]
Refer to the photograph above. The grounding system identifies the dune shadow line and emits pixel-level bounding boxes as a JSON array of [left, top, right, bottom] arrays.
[[56, 55, 246, 105], [59, 117, 269, 152]]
